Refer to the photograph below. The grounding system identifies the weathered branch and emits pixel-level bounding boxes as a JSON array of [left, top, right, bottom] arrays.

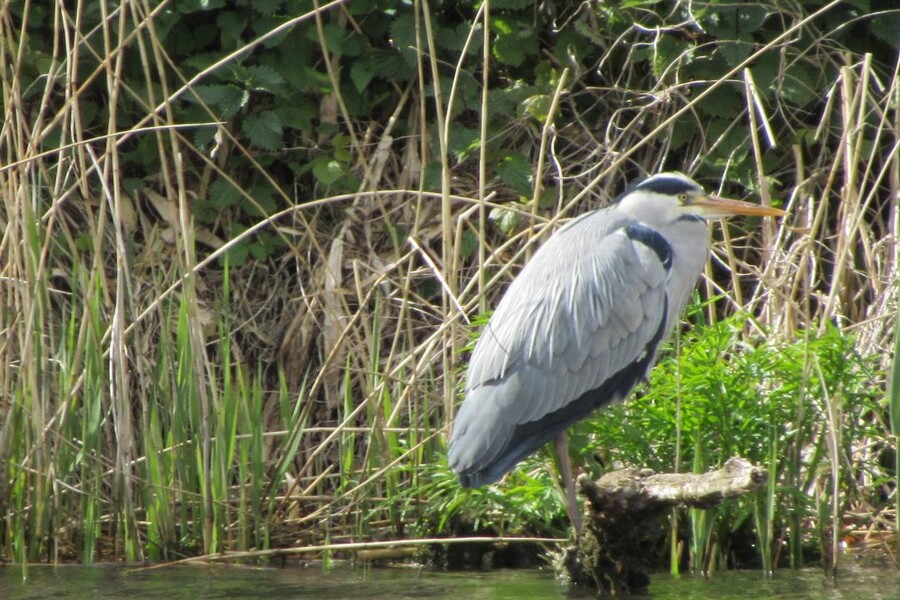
[[580, 456, 768, 514], [559, 457, 767, 595]]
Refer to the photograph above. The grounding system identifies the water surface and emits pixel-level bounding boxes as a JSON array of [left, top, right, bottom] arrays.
[[1, 562, 898, 599]]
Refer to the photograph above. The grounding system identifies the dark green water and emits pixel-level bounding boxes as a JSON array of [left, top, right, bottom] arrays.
[[1, 564, 898, 599]]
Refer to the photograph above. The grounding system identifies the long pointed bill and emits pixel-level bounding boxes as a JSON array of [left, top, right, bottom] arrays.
[[691, 194, 788, 219]]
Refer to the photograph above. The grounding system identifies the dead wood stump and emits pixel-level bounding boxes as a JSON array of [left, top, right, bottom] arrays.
[[559, 457, 767, 595]]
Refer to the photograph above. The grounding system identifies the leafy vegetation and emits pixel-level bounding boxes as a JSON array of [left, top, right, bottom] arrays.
[[0, 0, 897, 574], [580, 311, 885, 570]]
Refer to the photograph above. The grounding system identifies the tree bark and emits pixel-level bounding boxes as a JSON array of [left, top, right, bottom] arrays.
[[559, 457, 767, 595]]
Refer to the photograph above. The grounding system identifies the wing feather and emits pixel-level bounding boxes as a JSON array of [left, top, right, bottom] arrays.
[[450, 209, 675, 485]]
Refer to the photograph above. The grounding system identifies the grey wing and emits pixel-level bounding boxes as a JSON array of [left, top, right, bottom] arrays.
[[449, 210, 672, 487]]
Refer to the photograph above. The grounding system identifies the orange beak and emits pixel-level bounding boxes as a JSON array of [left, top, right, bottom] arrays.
[[691, 194, 788, 219]]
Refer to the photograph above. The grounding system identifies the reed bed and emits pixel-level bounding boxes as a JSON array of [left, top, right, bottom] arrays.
[[0, 0, 897, 570]]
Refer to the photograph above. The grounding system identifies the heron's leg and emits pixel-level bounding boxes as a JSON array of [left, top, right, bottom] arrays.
[[554, 431, 582, 532]]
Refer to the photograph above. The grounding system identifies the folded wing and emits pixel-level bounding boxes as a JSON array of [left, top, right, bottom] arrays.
[[449, 210, 673, 486]]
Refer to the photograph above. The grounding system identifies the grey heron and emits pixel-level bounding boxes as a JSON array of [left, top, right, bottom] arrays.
[[447, 172, 786, 530]]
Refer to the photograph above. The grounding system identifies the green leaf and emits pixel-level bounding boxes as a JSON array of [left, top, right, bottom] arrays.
[[177, 0, 226, 12], [493, 38, 526, 66], [842, 0, 871, 10], [190, 84, 248, 118], [459, 229, 477, 260], [447, 126, 480, 161], [350, 59, 376, 93], [292, 65, 332, 93], [249, 0, 280, 16], [620, 0, 664, 11], [518, 94, 551, 122], [489, 206, 519, 236], [123, 178, 144, 194], [487, 85, 525, 117], [125, 134, 160, 170], [705, 119, 748, 158], [312, 158, 345, 185], [490, 0, 534, 8], [275, 97, 316, 130], [718, 38, 753, 69], [436, 22, 482, 53], [242, 110, 283, 150], [735, 5, 770, 34], [189, 84, 231, 106], [248, 64, 285, 92], [652, 35, 689, 79], [870, 11, 900, 49], [216, 11, 246, 46], [422, 163, 443, 192], [346, 0, 377, 15], [780, 63, 818, 106], [669, 115, 697, 151], [383, 222, 409, 249], [696, 85, 742, 119], [247, 183, 277, 216], [221, 222, 251, 266], [332, 134, 352, 162], [219, 87, 250, 119], [496, 153, 534, 197], [309, 24, 364, 58], [750, 53, 780, 96], [493, 21, 536, 67], [223, 240, 250, 267], [249, 239, 272, 261], [350, 49, 409, 92], [210, 177, 243, 208], [389, 13, 418, 65]]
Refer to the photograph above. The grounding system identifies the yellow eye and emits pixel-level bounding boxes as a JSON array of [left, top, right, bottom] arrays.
[[678, 192, 690, 204]]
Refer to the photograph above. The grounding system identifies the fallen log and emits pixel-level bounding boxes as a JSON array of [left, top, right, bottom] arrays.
[[558, 457, 768, 595]]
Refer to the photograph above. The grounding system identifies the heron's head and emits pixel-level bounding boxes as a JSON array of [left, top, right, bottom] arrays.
[[617, 172, 786, 225]]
